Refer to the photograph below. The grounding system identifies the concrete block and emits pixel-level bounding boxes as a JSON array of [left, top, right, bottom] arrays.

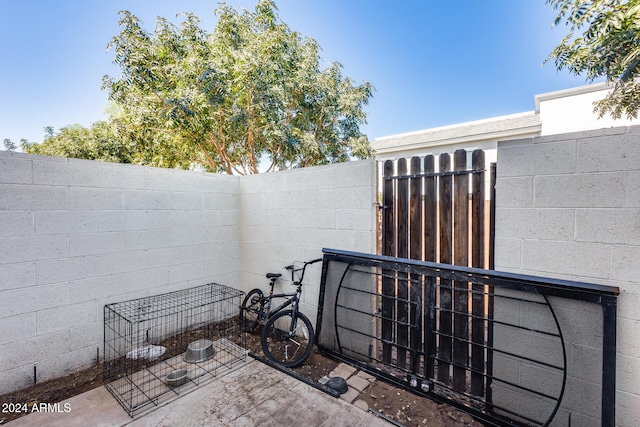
[[576, 208, 640, 245], [35, 210, 97, 235], [124, 267, 169, 294], [168, 227, 211, 247], [168, 261, 207, 284], [97, 250, 147, 275], [0, 330, 69, 371], [143, 168, 186, 192], [331, 363, 357, 379], [146, 246, 191, 270], [0, 235, 67, 263], [69, 232, 124, 256], [617, 317, 640, 358], [34, 158, 145, 189], [180, 210, 218, 227], [492, 291, 522, 326], [69, 274, 127, 304], [0, 211, 34, 237], [36, 256, 97, 285], [571, 344, 602, 384], [0, 283, 69, 320], [336, 209, 374, 231], [494, 176, 533, 207], [203, 192, 239, 210], [495, 208, 574, 240], [124, 229, 167, 251], [493, 237, 522, 269], [69, 321, 102, 351], [339, 386, 361, 403], [34, 345, 95, 385], [522, 240, 610, 279], [123, 189, 168, 210], [0, 184, 68, 210], [70, 187, 123, 210], [0, 262, 35, 292], [143, 210, 176, 229], [0, 364, 34, 395], [36, 301, 97, 335], [352, 230, 376, 253], [0, 313, 36, 345], [578, 133, 640, 173], [626, 171, 640, 207], [562, 377, 601, 420], [618, 390, 640, 427], [0, 155, 32, 184], [616, 354, 640, 397], [97, 210, 147, 232], [497, 139, 577, 177], [519, 362, 563, 397], [534, 173, 625, 207], [611, 245, 640, 283], [145, 168, 223, 193], [493, 325, 564, 368], [167, 191, 203, 210]]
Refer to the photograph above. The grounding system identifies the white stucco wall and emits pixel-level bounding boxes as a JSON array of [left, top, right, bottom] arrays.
[[495, 126, 640, 427], [537, 83, 640, 136]]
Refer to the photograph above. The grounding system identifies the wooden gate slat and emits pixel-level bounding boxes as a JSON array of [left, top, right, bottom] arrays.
[[470, 149, 486, 396], [453, 149, 470, 392], [423, 155, 437, 379], [437, 153, 453, 385], [382, 160, 395, 363], [409, 156, 422, 371], [396, 158, 409, 369], [423, 155, 437, 263]]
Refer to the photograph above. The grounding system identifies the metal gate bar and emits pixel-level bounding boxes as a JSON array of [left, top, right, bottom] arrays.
[[316, 248, 619, 427]]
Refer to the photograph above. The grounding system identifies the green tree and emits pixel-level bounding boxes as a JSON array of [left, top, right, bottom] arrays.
[[3, 138, 16, 151], [25, 121, 136, 163], [102, 0, 373, 174], [546, 0, 640, 119]]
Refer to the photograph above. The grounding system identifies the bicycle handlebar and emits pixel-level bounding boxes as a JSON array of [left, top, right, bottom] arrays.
[[284, 258, 323, 285]]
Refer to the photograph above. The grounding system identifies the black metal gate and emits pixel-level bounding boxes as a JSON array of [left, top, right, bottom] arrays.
[[316, 249, 618, 427]]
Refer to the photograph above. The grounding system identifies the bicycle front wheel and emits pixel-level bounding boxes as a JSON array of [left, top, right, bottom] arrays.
[[241, 289, 263, 332], [261, 310, 314, 368]]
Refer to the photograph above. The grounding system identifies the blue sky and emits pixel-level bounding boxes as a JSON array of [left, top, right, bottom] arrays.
[[0, 0, 590, 145]]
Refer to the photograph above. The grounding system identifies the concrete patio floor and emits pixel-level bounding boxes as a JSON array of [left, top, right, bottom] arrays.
[[6, 359, 389, 427]]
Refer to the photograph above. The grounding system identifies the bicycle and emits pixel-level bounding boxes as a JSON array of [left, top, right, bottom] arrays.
[[240, 258, 322, 367]]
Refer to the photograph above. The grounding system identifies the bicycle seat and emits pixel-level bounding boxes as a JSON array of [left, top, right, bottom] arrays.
[[266, 273, 282, 279]]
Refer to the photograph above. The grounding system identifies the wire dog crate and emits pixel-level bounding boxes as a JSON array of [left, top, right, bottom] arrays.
[[103, 283, 246, 417]]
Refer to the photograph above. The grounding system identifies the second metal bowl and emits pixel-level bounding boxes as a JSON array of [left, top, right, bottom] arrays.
[[184, 339, 216, 363], [166, 369, 188, 387]]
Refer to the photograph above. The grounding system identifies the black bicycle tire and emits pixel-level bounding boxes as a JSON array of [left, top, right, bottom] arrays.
[[240, 288, 263, 332], [261, 310, 314, 368]]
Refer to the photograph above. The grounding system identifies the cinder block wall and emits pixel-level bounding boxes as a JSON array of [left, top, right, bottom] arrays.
[[495, 126, 640, 427], [239, 159, 378, 324], [0, 151, 241, 394], [0, 152, 377, 395]]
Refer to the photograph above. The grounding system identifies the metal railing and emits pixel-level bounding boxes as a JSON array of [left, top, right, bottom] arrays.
[[316, 248, 618, 427]]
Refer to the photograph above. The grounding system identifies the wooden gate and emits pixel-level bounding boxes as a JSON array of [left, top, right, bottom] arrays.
[[380, 148, 495, 398]]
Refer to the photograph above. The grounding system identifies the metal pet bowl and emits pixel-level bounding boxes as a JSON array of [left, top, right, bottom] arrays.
[[166, 369, 188, 387], [184, 339, 216, 363]]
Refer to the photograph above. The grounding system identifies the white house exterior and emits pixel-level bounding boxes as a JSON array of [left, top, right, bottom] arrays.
[[372, 82, 640, 162]]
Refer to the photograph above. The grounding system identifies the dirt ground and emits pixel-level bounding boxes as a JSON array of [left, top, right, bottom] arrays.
[[0, 329, 483, 426]]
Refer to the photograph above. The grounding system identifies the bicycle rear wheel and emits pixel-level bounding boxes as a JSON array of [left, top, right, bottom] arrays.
[[240, 289, 263, 332], [261, 310, 314, 368]]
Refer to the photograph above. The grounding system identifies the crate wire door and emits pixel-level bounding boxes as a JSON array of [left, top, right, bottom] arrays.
[[103, 283, 246, 417]]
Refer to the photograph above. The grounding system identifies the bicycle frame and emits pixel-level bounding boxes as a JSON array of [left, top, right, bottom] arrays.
[[254, 258, 321, 325], [257, 288, 300, 323]]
